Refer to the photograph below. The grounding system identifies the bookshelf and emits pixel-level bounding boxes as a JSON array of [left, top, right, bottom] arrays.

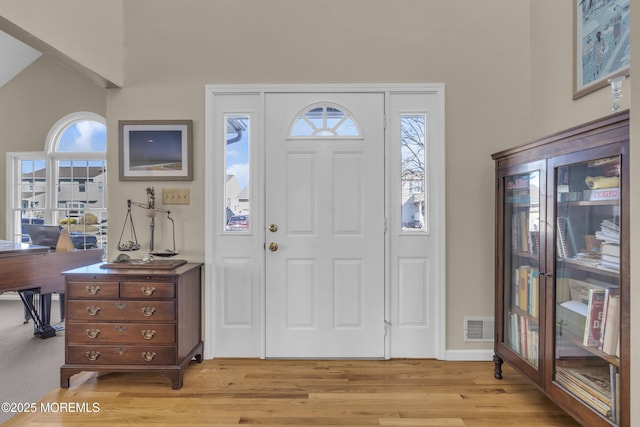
[[492, 111, 629, 427]]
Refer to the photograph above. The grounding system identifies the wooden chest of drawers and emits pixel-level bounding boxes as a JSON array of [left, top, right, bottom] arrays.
[[60, 262, 203, 389]]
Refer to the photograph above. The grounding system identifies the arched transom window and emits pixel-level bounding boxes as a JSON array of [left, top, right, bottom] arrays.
[[289, 103, 361, 138]]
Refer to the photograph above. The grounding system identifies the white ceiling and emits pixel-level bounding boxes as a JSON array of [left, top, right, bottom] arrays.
[[0, 29, 41, 88]]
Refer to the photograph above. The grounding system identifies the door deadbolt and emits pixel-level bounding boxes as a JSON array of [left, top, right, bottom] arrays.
[[268, 242, 279, 252], [269, 224, 278, 232]]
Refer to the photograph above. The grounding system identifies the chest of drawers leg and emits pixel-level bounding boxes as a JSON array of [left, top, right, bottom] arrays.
[[60, 263, 203, 390]]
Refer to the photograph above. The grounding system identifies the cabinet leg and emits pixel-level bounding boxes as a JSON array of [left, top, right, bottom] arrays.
[[168, 371, 184, 390], [60, 368, 73, 388], [493, 354, 503, 380]]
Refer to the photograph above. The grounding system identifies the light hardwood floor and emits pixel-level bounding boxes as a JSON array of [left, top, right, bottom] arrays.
[[3, 359, 580, 426]]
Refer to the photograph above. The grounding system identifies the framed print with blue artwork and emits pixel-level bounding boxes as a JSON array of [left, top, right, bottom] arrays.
[[574, 0, 630, 99]]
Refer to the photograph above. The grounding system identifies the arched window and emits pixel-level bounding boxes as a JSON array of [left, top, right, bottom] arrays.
[[7, 112, 108, 255], [289, 103, 361, 138]]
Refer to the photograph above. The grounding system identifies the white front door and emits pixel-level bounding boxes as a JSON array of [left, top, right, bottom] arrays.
[[265, 93, 385, 358]]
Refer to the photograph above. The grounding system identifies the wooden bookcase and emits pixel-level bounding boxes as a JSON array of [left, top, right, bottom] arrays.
[[491, 111, 629, 427]]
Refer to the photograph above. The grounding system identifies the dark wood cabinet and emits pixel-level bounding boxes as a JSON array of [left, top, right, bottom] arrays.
[[492, 111, 629, 427], [60, 262, 203, 389]]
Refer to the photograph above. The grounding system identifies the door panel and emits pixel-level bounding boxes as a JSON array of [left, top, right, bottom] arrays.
[[265, 93, 385, 358]]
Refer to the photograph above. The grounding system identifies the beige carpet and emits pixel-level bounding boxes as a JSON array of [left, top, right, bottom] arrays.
[[0, 296, 64, 425]]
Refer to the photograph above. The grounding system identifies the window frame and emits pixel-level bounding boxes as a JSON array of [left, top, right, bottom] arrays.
[[6, 112, 107, 252]]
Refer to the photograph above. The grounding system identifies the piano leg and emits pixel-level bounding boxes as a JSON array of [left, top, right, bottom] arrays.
[[59, 292, 65, 322], [39, 293, 52, 327], [18, 289, 57, 339]]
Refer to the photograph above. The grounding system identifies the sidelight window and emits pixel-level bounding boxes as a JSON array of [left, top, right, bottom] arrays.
[[400, 114, 427, 232], [224, 115, 251, 232]]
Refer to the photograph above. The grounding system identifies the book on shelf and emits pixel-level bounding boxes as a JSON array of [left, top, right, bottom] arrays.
[[601, 293, 620, 356], [506, 174, 530, 190], [515, 265, 531, 312], [595, 219, 620, 244], [610, 364, 620, 425], [598, 242, 620, 271], [601, 243, 620, 257], [528, 268, 539, 317], [513, 265, 539, 317], [510, 208, 538, 254], [583, 288, 606, 347], [508, 311, 538, 367], [555, 364, 613, 418], [584, 187, 620, 201]]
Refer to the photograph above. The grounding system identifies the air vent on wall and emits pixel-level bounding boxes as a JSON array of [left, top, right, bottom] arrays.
[[464, 317, 494, 342]]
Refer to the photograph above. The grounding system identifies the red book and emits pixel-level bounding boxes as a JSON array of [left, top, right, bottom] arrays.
[[583, 289, 606, 347]]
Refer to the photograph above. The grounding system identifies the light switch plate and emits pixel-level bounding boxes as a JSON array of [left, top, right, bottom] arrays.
[[162, 188, 190, 205]]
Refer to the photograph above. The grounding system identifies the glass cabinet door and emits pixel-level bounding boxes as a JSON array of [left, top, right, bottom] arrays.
[[554, 155, 621, 425], [502, 170, 541, 368]]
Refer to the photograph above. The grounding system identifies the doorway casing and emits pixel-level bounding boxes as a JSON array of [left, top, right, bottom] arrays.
[[204, 84, 446, 360]]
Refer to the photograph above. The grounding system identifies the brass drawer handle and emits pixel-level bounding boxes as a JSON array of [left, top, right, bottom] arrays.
[[115, 302, 128, 310], [86, 350, 101, 361], [86, 328, 101, 339], [141, 286, 156, 296], [141, 329, 157, 340], [86, 306, 101, 316], [142, 352, 157, 362], [86, 285, 101, 296], [141, 307, 157, 317]]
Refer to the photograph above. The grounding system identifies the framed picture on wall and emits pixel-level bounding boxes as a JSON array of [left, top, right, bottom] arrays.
[[119, 120, 193, 181], [574, 0, 630, 99]]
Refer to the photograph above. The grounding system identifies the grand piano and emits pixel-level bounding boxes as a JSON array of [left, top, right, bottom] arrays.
[[0, 240, 103, 338]]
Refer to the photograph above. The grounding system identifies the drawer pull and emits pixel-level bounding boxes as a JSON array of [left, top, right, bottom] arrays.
[[141, 286, 156, 296], [142, 352, 157, 362], [117, 347, 127, 356], [115, 325, 128, 333], [141, 329, 157, 340], [86, 350, 101, 361], [86, 285, 101, 296], [86, 328, 101, 339], [141, 306, 157, 317], [86, 306, 101, 316], [115, 302, 128, 310]]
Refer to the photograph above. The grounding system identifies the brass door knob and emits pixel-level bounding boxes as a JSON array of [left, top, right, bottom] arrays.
[[268, 242, 279, 252]]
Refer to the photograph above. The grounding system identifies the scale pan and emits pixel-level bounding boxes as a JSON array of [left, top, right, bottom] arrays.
[[117, 243, 141, 251], [150, 250, 178, 257]]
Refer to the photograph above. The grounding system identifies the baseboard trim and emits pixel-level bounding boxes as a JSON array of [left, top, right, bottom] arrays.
[[445, 349, 494, 361]]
